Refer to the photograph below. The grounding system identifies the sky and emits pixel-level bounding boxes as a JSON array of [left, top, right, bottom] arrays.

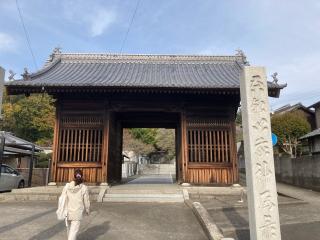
[[0, 0, 320, 111]]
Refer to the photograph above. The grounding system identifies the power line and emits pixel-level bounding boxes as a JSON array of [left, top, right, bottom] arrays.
[[120, 0, 141, 53], [16, 0, 38, 70]]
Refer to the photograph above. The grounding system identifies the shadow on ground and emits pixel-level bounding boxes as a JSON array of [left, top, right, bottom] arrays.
[[222, 207, 249, 239], [29, 221, 65, 240], [78, 221, 110, 240], [28, 221, 110, 240], [0, 209, 56, 235]]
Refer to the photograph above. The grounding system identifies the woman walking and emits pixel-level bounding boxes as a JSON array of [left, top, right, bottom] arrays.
[[60, 169, 90, 240]]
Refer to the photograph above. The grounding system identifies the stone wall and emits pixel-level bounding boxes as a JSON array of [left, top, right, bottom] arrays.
[[17, 168, 49, 186], [274, 155, 320, 191]]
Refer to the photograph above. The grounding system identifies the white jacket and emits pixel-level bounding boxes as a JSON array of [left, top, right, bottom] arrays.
[[62, 181, 90, 221]]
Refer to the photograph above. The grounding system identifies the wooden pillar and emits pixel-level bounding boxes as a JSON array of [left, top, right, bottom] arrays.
[[181, 111, 188, 182], [175, 127, 181, 183], [230, 120, 238, 183], [101, 109, 110, 184], [50, 101, 60, 183], [115, 121, 123, 181], [107, 111, 120, 183]]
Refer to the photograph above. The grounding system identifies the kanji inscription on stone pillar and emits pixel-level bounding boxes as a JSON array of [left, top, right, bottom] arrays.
[[240, 66, 281, 240]]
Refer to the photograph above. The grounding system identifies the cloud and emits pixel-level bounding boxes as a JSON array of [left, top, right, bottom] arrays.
[[0, 32, 17, 52], [62, 0, 116, 37], [88, 9, 116, 37]]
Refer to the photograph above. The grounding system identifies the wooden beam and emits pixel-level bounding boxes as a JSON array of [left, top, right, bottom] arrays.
[[188, 163, 232, 168], [57, 162, 102, 168]]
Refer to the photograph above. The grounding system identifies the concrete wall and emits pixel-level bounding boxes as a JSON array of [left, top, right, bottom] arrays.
[[274, 155, 320, 191], [17, 168, 49, 186]]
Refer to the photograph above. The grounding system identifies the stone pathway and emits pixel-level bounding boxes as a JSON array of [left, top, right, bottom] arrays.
[[192, 183, 320, 240], [0, 201, 207, 240], [126, 174, 175, 184]]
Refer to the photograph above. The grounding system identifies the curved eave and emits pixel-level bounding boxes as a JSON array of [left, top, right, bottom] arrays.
[[6, 85, 241, 96], [5, 84, 283, 97]]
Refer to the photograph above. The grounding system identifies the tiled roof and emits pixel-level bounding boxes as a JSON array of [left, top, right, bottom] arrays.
[[0, 131, 42, 152], [300, 128, 320, 139], [274, 103, 314, 115], [5, 52, 286, 92], [309, 101, 320, 109]]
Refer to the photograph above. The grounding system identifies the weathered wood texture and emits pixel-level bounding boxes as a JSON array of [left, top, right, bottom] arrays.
[[51, 94, 239, 185], [184, 115, 237, 184], [53, 101, 105, 183]]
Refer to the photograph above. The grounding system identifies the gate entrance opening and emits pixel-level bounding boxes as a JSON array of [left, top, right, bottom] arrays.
[[122, 128, 176, 184], [106, 112, 181, 184]]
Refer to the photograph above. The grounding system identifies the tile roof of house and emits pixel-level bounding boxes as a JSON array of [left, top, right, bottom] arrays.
[[300, 128, 320, 139], [0, 131, 42, 156], [5, 52, 286, 95], [309, 101, 320, 109], [274, 103, 315, 115]]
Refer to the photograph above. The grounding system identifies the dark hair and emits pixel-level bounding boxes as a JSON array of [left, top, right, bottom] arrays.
[[74, 169, 83, 185]]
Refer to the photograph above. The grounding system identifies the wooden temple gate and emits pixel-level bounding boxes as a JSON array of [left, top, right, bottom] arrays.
[[50, 95, 238, 185], [5, 52, 284, 185]]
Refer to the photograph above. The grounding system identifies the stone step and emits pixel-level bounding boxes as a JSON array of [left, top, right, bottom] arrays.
[[11, 186, 101, 194], [107, 188, 181, 194], [0, 186, 100, 202], [186, 186, 244, 196], [103, 193, 184, 203], [0, 192, 98, 202]]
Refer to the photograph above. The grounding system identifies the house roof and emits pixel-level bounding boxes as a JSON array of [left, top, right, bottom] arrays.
[[5, 52, 286, 96], [274, 103, 315, 115], [300, 128, 320, 139], [309, 101, 320, 109], [0, 131, 42, 156]]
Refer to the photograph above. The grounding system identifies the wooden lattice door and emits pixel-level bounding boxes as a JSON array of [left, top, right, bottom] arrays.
[[185, 119, 237, 184], [54, 113, 104, 183]]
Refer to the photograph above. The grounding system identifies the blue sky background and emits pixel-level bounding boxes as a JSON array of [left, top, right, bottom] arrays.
[[0, 0, 320, 110]]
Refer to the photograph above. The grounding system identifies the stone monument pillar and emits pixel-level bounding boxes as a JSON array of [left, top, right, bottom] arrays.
[[240, 66, 281, 240]]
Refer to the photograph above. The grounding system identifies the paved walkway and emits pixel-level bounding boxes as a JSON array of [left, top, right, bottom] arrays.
[[193, 183, 320, 240], [276, 182, 320, 205], [126, 174, 175, 184], [0, 201, 207, 240]]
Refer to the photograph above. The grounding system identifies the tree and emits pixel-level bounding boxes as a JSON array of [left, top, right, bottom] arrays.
[[123, 129, 155, 155], [1, 93, 55, 146], [129, 128, 158, 145], [123, 128, 176, 160], [155, 128, 176, 160], [236, 108, 242, 125], [271, 112, 311, 157]]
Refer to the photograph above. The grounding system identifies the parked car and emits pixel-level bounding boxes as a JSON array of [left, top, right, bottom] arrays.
[[0, 164, 25, 191]]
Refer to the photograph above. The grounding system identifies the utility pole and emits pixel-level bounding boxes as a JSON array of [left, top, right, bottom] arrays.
[[0, 67, 5, 176], [0, 132, 5, 177], [28, 144, 35, 187], [0, 66, 4, 119]]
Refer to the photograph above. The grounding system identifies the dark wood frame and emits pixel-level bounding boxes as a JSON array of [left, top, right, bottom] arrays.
[[48, 90, 239, 185]]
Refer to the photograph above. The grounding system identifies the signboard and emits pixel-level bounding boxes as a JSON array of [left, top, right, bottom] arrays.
[[272, 133, 278, 146]]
